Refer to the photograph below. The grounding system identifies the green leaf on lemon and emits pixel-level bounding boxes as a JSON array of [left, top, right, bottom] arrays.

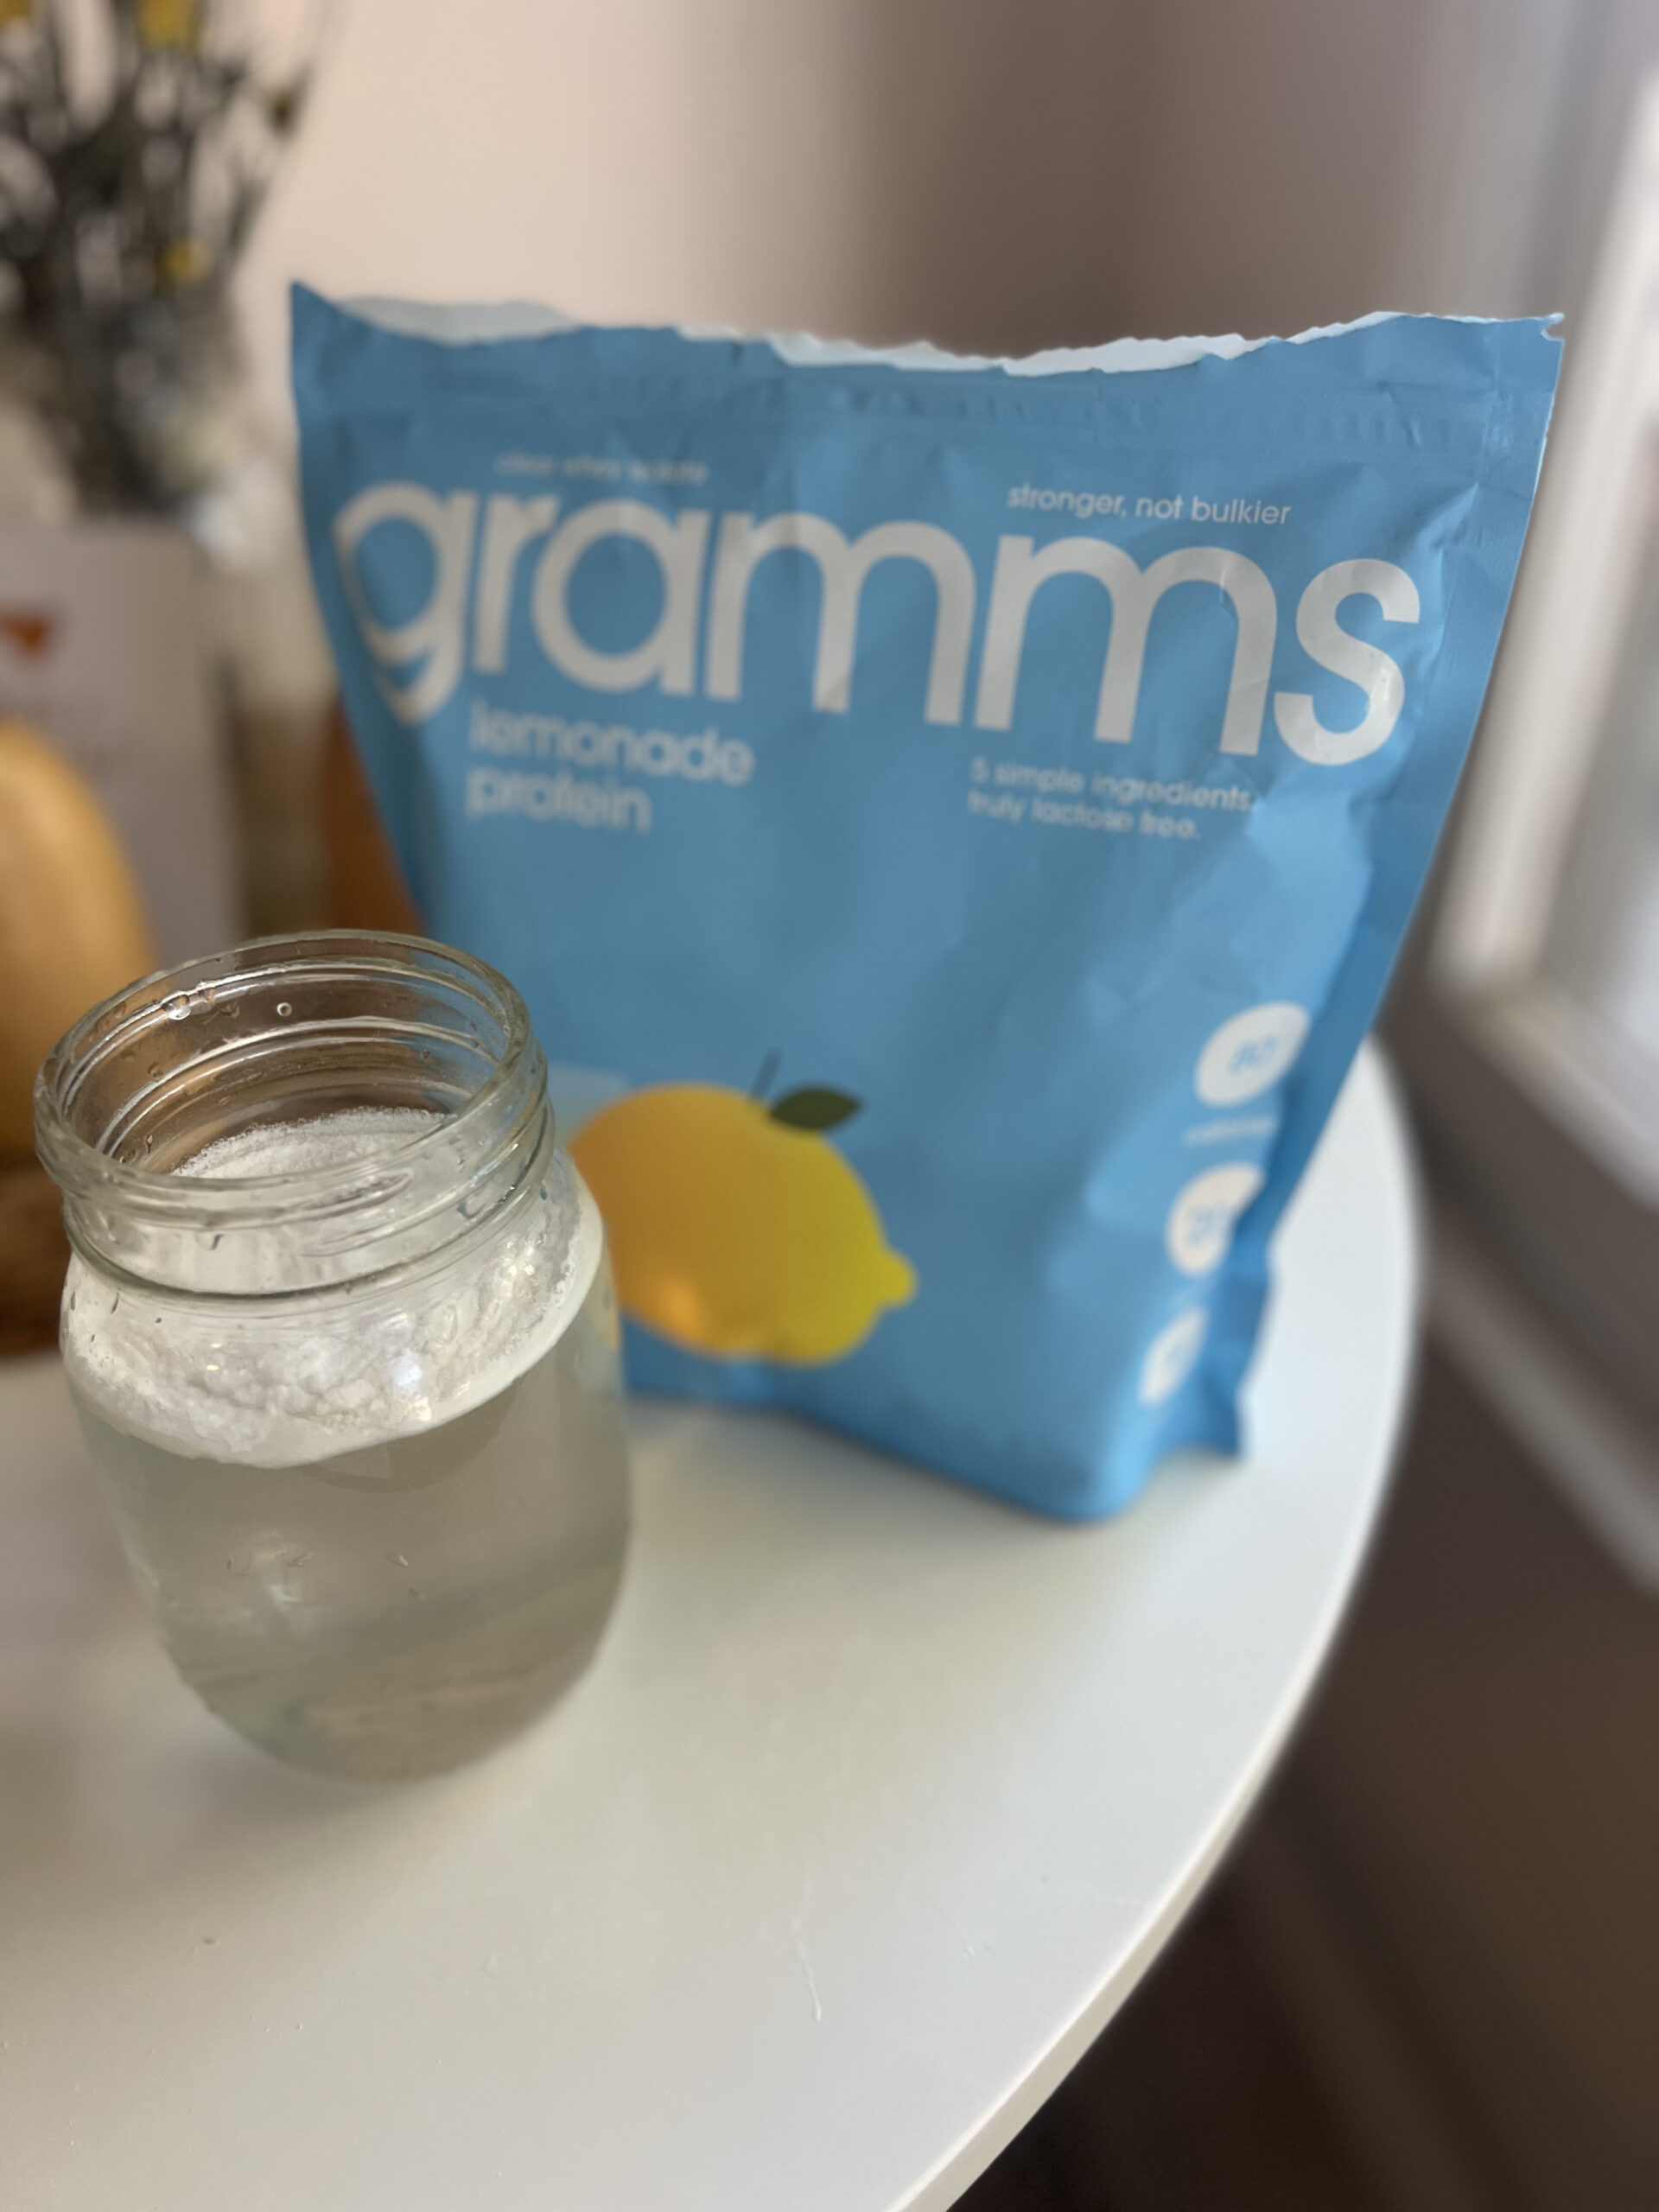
[[770, 1085, 861, 1132]]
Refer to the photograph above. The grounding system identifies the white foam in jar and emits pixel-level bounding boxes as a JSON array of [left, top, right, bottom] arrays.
[[60, 1109, 602, 1468]]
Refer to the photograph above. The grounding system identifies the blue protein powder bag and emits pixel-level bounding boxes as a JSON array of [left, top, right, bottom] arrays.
[[294, 289, 1557, 1519]]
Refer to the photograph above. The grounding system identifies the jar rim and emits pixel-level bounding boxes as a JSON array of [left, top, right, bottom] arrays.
[[35, 930, 540, 1248]]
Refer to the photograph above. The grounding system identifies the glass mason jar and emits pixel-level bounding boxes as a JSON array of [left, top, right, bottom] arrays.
[[35, 931, 630, 1781]]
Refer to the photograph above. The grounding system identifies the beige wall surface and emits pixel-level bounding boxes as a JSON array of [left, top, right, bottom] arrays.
[[238, 0, 1652, 423], [238, 0, 1440, 410]]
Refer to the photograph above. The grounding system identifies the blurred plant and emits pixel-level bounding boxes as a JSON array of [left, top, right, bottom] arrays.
[[0, 0, 317, 512]]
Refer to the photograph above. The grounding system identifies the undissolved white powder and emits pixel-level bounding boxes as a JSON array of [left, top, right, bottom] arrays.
[[180, 1106, 445, 1183], [60, 1109, 601, 1466]]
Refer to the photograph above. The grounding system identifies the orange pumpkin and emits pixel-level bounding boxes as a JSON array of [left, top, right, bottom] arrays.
[[0, 720, 157, 1155]]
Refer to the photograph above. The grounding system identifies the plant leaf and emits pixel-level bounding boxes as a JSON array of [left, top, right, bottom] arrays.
[[770, 1085, 861, 1132]]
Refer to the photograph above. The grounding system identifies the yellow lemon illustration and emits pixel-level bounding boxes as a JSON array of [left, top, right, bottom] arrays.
[[569, 1082, 917, 1366]]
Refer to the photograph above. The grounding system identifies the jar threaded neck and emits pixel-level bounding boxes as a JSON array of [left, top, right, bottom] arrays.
[[35, 931, 551, 1296]]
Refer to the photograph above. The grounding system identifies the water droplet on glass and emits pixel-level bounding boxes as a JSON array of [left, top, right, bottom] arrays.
[[162, 994, 190, 1021], [388, 1551, 410, 1568], [276, 1001, 293, 1019]]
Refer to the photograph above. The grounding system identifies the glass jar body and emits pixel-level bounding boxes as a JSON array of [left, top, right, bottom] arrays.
[[38, 934, 631, 1780]]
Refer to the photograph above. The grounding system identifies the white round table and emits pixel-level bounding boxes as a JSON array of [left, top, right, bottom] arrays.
[[0, 1043, 1416, 2212]]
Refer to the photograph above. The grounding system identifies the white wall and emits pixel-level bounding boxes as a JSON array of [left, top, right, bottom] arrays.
[[237, 0, 959, 420], [241, 0, 1659, 439], [238, 0, 1473, 429]]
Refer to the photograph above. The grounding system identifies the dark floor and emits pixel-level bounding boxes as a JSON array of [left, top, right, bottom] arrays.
[[960, 1875, 1389, 2212], [958, 1344, 1659, 2212]]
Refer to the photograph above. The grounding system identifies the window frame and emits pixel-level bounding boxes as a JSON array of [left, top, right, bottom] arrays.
[[1432, 79, 1659, 1204]]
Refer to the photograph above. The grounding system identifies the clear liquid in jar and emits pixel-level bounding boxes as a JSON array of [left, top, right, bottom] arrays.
[[63, 1112, 630, 1780]]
